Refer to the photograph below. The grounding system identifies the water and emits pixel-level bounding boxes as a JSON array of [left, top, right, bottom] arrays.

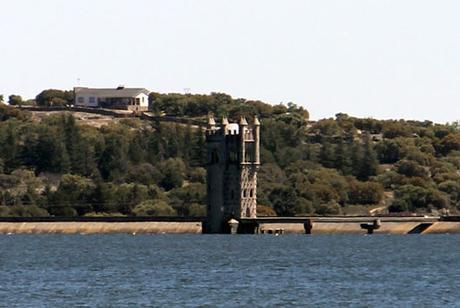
[[0, 235, 459, 307]]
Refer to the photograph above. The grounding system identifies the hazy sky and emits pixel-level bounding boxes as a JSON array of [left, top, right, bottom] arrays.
[[1, 0, 459, 123]]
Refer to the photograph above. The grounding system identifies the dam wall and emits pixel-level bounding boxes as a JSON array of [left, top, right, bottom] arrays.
[[0, 217, 204, 234], [255, 221, 460, 235], [0, 222, 202, 234], [1, 216, 460, 234], [243, 217, 460, 235]]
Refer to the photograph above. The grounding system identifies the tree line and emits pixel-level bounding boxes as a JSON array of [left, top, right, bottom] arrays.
[[1, 90, 460, 217]]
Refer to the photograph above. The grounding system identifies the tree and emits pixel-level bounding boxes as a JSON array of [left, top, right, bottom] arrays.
[[159, 158, 186, 190], [350, 141, 363, 178], [188, 203, 206, 216], [388, 199, 409, 212], [125, 163, 162, 185], [0, 103, 30, 121], [393, 184, 449, 212], [438, 133, 460, 155], [382, 122, 412, 139], [98, 132, 128, 179], [347, 181, 384, 205], [356, 134, 379, 180], [90, 181, 118, 213], [168, 183, 206, 215], [314, 201, 341, 215], [3, 204, 48, 217], [0, 122, 19, 170], [438, 180, 460, 205], [270, 185, 298, 216], [132, 199, 177, 216], [256, 205, 277, 216], [8, 95, 23, 106], [334, 136, 352, 175], [114, 183, 149, 214], [375, 139, 402, 164], [49, 174, 96, 216], [35, 89, 73, 106], [190, 126, 206, 166], [319, 140, 336, 168], [127, 133, 144, 164], [294, 197, 314, 215], [396, 160, 428, 178], [313, 119, 341, 136]]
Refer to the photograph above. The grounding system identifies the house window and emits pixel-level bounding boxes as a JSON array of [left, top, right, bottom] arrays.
[[77, 97, 84, 104], [135, 98, 140, 105], [89, 97, 95, 104], [142, 97, 145, 103]]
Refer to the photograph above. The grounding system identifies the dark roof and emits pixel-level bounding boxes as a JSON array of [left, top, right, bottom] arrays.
[[74, 87, 150, 98]]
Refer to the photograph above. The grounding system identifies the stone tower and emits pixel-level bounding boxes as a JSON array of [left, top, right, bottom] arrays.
[[205, 116, 260, 233]]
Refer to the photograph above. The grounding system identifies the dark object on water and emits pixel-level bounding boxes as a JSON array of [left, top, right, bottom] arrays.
[[304, 219, 313, 234], [360, 219, 381, 234]]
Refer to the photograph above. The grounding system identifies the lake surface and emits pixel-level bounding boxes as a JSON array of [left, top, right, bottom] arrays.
[[0, 234, 459, 307]]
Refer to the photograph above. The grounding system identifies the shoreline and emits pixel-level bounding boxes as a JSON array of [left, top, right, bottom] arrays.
[[0, 216, 459, 234]]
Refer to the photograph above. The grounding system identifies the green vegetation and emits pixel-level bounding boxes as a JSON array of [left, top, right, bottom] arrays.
[[0, 91, 460, 217]]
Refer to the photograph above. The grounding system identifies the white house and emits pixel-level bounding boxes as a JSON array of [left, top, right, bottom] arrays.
[[74, 86, 150, 111]]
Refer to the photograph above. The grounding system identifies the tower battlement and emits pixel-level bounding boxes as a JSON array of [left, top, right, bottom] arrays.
[[204, 116, 260, 233]]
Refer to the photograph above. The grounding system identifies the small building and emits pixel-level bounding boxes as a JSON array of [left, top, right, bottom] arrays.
[[74, 86, 150, 111]]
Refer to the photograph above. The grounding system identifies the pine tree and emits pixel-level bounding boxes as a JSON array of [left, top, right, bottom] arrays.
[[146, 131, 163, 163], [356, 134, 379, 180], [334, 136, 353, 175], [191, 126, 206, 167], [351, 140, 364, 179], [182, 123, 193, 162], [128, 133, 144, 164], [320, 139, 336, 168], [2, 125, 18, 170]]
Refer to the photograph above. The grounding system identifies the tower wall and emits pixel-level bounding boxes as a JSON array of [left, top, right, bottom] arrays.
[[204, 116, 260, 233]]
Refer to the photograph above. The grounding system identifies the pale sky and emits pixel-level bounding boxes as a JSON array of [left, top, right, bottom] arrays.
[[1, 0, 459, 123]]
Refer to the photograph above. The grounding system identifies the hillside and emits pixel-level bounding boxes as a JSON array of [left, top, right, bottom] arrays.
[[0, 92, 460, 217]]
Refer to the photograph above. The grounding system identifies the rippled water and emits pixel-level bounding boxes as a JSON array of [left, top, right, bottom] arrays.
[[0, 234, 459, 307]]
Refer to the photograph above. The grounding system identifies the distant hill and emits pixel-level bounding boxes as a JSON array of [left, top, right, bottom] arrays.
[[0, 91, 459, 217]]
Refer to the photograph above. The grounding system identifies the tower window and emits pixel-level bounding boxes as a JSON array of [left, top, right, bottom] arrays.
[[211, 150, 219, 164], [250, 189, 254, 197], [229, 152, 237, 162]]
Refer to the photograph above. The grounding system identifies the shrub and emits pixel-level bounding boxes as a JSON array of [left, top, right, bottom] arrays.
[[388, 199, 409, 212], [132, 200, 177, 216], [294, 198, 314, 215], [314, 201, 341, 215], [188, 203, 206, 216], [256, 205, 277, 217], [396, 160, 429, 178], [347, 181, 384, 205]]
